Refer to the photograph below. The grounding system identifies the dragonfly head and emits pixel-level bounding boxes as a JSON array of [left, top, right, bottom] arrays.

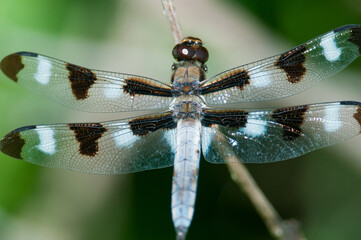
[[172, 37, 209, 63]]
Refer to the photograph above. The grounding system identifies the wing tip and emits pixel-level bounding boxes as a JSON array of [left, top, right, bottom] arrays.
[[1, 133, 24, 160], [1, 52, 39, 82], [0, 125, 35, 160], [1, 53, 23, 82]]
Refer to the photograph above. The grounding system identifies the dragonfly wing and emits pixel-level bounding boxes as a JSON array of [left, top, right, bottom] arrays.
[[0, 52, 173, 112], [0, 112, 177, 174], [201, 25, 361, 104], [201, 101, 361, 163]]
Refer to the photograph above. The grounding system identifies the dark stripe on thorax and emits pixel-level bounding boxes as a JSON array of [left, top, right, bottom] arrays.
[[123, 77, 172, 97], [68, 123, 107, 157], [129, 112, 176, 136], [200, 69, 250, 95], [66, 63, 97, 100], [201, 109, 248, 128], [271, 105, 309, 140], [274, 45, 307, 84]]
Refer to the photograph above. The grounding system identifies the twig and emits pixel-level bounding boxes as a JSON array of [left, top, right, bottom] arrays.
[[226, 159, 306, 240], [160, 1, 306, 239], [213, 127, 306, 239], [161, 0, 183, 43]]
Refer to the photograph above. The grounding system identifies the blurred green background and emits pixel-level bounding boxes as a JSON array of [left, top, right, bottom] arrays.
[[0, 0, 361, 239]]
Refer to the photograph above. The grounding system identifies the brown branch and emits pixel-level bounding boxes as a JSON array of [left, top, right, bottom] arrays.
[[211, 126, 305, 239], [226, 160, 306, 240], [161, 0, 183, 43]]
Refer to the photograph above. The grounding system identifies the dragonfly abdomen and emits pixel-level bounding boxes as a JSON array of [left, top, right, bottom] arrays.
[[171, 118, 201, 240]]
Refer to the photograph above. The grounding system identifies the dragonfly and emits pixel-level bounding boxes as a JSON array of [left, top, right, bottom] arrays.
[[0, 24, 360, 239]]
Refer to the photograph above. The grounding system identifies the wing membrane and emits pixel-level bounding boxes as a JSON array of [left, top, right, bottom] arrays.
[[0, 112, 177, 174], [0, 52, 173, 112], [201, 101, 361, 163], [201, 24, 361, 104]]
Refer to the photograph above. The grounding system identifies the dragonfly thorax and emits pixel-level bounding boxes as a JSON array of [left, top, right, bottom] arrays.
[[171, 61, 206, 94], [170, 95, 205, 120]]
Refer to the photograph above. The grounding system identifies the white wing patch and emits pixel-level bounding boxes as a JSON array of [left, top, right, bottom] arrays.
[[35, 126, 56, 154], [201, 127, 215, 155], [111, 123, 140, 148], [248, 69, 272, 88], [164, 129, 177, 151], [34, 55, 52, 85], [242, 118, 267, 137], [320, 32, 342, 62], [103, 83, 123, 99], [323, 104, 342, 132]]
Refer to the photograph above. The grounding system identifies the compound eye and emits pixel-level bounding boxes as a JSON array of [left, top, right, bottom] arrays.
[[172, 44, 196, 61], [195, 47, 209, 63]]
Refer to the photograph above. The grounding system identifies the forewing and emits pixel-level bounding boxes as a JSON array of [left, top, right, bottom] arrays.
[[201, 25, 361, 104], [201, 101, 361, 163], [0, 112, 177, 174], [0, 52, 173, 112]]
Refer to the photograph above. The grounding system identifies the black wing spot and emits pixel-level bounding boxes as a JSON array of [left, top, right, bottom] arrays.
[[123, 77, 172, 97], [348, 26, 361, 54], [274, 45, 307, 84], [0, 53, 25, 82], [129, 112, 176, 136], [66, 63, 97, 100], [200, 69, 250, 95], [272, 105, 309, 141], [68, 123, 107, 157], [201, 109, 248, 128], [353, 106, 361, 133], [0, 130, 26, 160]]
